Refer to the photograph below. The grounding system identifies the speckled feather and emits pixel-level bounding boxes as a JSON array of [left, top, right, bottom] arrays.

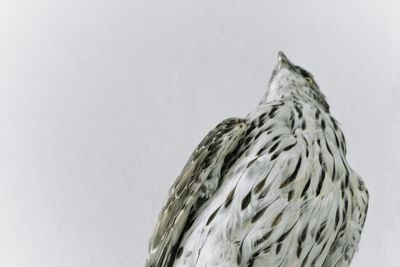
[[146, 52, 368, 267], [146, 118, 247, 267]]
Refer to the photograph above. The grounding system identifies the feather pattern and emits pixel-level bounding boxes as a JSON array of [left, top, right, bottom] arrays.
[[146, 52, 368, 267], [146, 118, 247, 267]]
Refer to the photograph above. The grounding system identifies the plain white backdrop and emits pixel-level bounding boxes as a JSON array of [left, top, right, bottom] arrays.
[[0, 0, 399, 266]]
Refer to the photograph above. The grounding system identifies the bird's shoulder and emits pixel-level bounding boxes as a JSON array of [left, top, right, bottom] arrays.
[[145, 117, 248, 267]]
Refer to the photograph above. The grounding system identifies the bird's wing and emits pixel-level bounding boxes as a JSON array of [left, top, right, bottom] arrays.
[[146, 118, 247, 267], [340, 171, 369, 264]]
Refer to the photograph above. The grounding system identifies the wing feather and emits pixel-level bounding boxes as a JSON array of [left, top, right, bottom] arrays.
[[145, 118, 247, 267]]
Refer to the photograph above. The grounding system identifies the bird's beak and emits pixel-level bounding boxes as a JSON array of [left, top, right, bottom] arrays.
[[277, 51, 293, 69]]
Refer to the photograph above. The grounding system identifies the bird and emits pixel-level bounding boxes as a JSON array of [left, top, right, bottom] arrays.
[[145, 52, 369, 267]]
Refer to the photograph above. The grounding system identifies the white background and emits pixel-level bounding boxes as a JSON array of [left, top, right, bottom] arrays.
[[0, 0, 399, 266]]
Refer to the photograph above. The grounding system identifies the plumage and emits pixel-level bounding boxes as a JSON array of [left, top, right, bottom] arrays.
[[146, 118, 247, 267], [146, 52, 369, 267]]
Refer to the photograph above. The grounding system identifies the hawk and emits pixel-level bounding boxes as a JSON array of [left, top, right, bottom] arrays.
[[146, 52, 369, 267]]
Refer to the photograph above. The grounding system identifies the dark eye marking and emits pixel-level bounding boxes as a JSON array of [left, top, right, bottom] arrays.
[[294, 65, 312, 78]]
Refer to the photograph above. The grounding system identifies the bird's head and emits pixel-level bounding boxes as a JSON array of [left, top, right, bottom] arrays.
[[265, 51, 329, 112]]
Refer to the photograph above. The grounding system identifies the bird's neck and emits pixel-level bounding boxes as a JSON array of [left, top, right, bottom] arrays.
[[260, 86, 329, 114], [250, 92, 347, 158]]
